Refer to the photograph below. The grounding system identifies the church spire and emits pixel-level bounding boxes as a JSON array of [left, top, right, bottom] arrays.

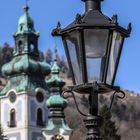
[[23, 4, 29, 13], [15, 4, 37, 35], [1, 5, 51, 95], [54, 44, 57, 61], [43, 47, 72, 140], [12, 4, 40, 57], [51, 45, 61, 75], [25, 0, 29, 6]]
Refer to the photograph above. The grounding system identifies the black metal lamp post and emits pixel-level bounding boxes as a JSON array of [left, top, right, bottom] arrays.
[[52, 0, 131, 139]]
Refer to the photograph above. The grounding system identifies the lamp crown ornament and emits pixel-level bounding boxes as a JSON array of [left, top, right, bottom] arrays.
[[127, 22, 132, 33], [111, 15, 118, 24], [52, 21, 61, 36], [56, 21, 61, 30], [75, 13, 82, 24]]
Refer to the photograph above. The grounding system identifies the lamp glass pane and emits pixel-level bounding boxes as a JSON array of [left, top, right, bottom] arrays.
[[65, 31, 83, 85], [106, 31, 123, 85], [84, 29, 109, 82]]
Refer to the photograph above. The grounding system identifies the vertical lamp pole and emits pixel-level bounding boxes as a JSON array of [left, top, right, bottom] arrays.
[[52, 0, 131, 139]]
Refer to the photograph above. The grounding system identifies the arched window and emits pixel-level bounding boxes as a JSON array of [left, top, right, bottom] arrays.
[[9, 108, 16, 127], [36, 92, 44, 103], [37, 108, 43, 126], [20, 25, 23, 31], [30, 44, 34, 52], [18, 41, 23, 53], [28, 23, 32, 31]]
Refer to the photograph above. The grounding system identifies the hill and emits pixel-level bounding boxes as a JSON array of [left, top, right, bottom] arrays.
[[0, 44, 139, 139], [61, 75, 140, 140]]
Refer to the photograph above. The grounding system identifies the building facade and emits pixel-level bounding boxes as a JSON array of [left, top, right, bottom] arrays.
[[0, 5, 51, 140]]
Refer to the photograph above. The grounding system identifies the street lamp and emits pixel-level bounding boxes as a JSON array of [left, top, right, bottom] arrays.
[[52, 0, 131, 139]]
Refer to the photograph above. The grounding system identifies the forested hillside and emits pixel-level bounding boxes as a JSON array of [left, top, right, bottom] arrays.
[[0, 43, 139, 140], [63, 85, 140, 140], [0, 43, 13, 76]]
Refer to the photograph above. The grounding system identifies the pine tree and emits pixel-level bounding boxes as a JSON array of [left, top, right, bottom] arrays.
[[0, 43, 13, 76], [99, 105, 121, 140], [39, 51, 45, 61], [45, 48, 53, 64], [0, 124, 6, 140]]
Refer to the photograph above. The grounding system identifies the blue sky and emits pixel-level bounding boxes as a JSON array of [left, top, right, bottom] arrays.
[[0, 0, 140, 93]]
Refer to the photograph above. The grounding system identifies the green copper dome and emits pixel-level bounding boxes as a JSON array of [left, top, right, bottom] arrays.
[[15, 5, 37, 35], [0, 5, 51, 95], [46, 47, 65, 89], [47, 94, 67, 108], [2, 55, 51, 77], [46, 47, 67, 108], [2, 5, 51, 77], [43, 47, 72, 137]]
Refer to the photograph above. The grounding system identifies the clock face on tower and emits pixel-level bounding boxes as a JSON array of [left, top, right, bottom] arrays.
[[36, 92, 44, 103], [50, 134, 65, 140], [8, 92, 17, 103]]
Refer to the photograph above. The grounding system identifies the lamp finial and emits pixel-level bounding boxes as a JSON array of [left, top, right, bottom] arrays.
[[82, 0, 104, 12]]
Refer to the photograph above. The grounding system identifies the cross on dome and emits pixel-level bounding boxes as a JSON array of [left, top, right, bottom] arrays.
[[25, 0, 29, 5], [24, 0, 30, 12]]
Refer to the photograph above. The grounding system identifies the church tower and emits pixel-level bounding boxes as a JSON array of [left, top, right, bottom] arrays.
[[42, 48, 72, 140], [0, 5, 51, 140]]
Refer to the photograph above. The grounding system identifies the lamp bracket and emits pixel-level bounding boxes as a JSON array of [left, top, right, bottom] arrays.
[[109, 89, 125, 111], [62, 90, 88, 116], [62, 82, 125, 115]]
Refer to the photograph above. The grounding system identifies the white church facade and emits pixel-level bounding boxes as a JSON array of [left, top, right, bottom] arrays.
[[0, 4, 51, 140]]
